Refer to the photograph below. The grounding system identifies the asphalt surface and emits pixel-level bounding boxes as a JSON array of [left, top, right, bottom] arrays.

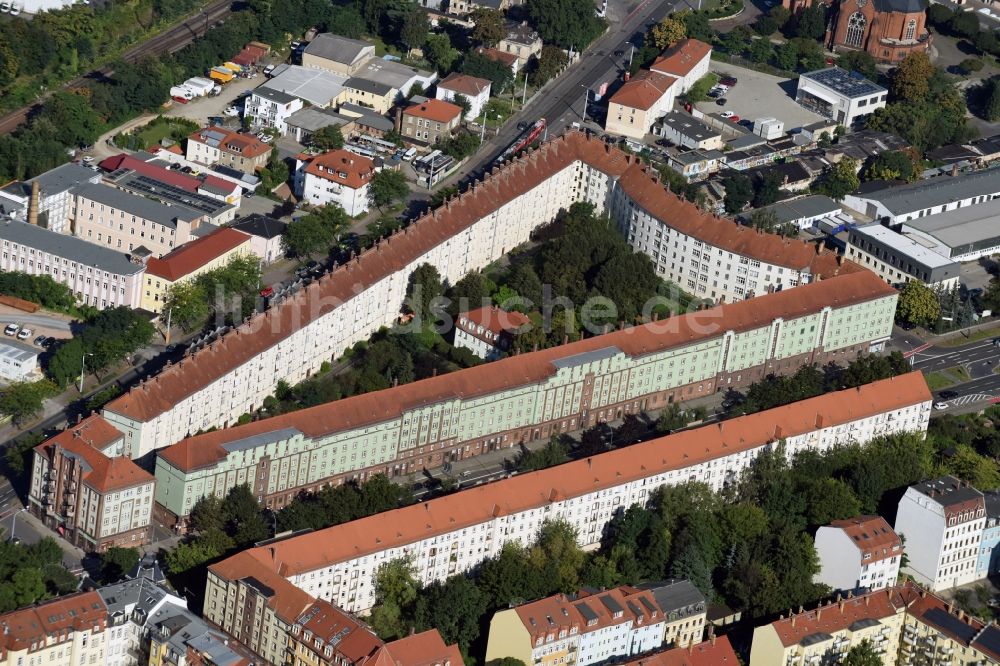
[[0, 313, 72, 331], [897, 329, 1000, 412]]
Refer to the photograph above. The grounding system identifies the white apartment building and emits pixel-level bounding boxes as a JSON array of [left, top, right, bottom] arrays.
[[435, 73, 491, 121], [152, 272, 899, 527], [98, 131, 872, 461], [453, 306, 530, 360], [204, 372, 931, 617], [814, 515, 902, 592], [0, 219, 145, 309], [246, 87, 304, 136], [293, 149, 376, 216], [895, 476, 987, 591]]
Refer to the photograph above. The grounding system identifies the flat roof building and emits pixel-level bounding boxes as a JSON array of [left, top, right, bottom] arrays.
[[796, 67, 887, 127], [846, 223, 960, 288], [656, 111, 723, 151], [261, 65, 349, 108], [842, 168, 1000, 224], [904, 197, 1000, 262], [739, 194, 841, 230], [0, 338, 39, 381]]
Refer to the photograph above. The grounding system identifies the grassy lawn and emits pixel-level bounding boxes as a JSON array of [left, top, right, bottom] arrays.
[[484, 98, 519, 129], [684, 72, 720, 103], [937, 322, 1000, 347], [925, 366, 972, 391]]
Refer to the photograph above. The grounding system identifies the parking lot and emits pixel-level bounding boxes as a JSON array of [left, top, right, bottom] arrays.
[[700, 62, 825, 130]]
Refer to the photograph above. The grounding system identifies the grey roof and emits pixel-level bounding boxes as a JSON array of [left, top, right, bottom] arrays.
[[669, 149, 724, 165], [98, 577, 172, 618], [30, 163, 102, 195], [552, 346, 620, 369], [851, 224, 958, 270], [303, 34, 373, 66], [660, 111, 720, 142], [727, 134, 767, 151], [639, 580, 707, 617], [107, 173, 234, 219], [873, 0, 924, 12], [910, 476, 984, 507], [251, 87, 298, 105], [286, 107, 350, 133], [860, 168, 1000, 216], [749, 195, 841, 224], [345, 76, 394, 96], [503, 21, 540, 45], [906, 198, 1000, 251], [337, 103, 395, 131], [354, 59, 436, 92], [984, 491, 1000, 520], [0, 339, 38, 363], [72, 183, 201, 228], [231, 214, 287, 239], [1, 219, 146, 276], [262, 65, 348, 107], [801, 67, 886, 98], [832, 130, 910, 162]]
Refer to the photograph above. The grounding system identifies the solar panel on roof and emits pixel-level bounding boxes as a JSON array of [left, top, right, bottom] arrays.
[[576, 602, 598, 624], [975, 624, 1000, 657], [639, 597, 657, 614], [923, 607, 977, 643], [600, 594, 625, 615]]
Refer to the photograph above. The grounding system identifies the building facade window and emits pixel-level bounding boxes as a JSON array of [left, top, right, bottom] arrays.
[[846, 12, 866, 47], [905, 19, 916, 40]]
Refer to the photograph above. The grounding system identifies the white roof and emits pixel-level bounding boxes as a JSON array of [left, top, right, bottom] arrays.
[[852, 223, 956, 269]]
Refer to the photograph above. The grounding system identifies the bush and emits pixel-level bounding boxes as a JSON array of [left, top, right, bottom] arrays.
[[958, 58, 984, 74]]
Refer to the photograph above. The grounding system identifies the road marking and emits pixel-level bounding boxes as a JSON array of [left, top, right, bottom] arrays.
[[903, 342, 932, 358], [946, 393, 995, 407]]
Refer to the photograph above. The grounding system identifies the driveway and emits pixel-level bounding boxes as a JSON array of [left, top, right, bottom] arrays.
[[703, 62, 823, 129], [0, 308, 73, 342]]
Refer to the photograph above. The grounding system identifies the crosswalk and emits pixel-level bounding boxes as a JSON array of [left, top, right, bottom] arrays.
[[944, 394, 996, 407]]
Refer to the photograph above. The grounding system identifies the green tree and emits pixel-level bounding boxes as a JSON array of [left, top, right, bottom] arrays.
[[424, 33, 459, 74], [221, 484, 268, 547], [0, 380, 57, 426], [958, 58, 984, 75], [747, 208, 797, 237], [526, 0, 606, 49], [529, 519, 586, 593], [722, 172, 753, 213], [326, 5, 367, 38], [863, 150, 918, 182], [447, 271, 495, 315], [530, 45, 565, 86], [10, 568, 46, 609], [837, 50, 877, 79], [311, 124, 345, 150], [983, 79, 1000, 122], [949, 10, 981, 38], [370, 558, 420, 639], [816, 158, 860, 200], [896, 281, 940, 328], [461, 51, 515, 92], [681, 10, 714, 42], [283, 205, 348, 257], [516, 437, 570, 471], [793, 3, 826, 39], [188, 494, 226, 534], [406, 263, 444, 322], [471, 8, 506, 47], [891, 52, 934, 103], [649, 15, 686, 49], [412, 575, 486, 650], [842, 640, 883, 666], [400, 7, 428, 54], [748, 37, 775, 64], [451, 93, 472, 118], [164, 540, 220, 574], [369, 169, 410, 209], [100, 547, 140, 583], [258, 153, 290, 193]]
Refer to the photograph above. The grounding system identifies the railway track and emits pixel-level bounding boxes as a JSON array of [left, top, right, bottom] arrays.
[[0, 0, 235, 135]]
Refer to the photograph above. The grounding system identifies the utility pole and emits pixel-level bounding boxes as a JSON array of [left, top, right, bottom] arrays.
[[479, 106, 487, 144], [79, 353, 93, 394], [522, 74, 528, 105], [628, 45, 635, 69], [164, 307, 172, 345], [580, 87, 588, 121]]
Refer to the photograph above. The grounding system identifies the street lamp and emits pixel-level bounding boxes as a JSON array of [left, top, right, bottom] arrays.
[[79, 352, 93, 393], [9, 507, 27, 544], [579, 85, 589, 121]]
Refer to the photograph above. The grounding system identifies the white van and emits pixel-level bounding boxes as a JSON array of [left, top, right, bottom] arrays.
[[403, 147, 417, 161]]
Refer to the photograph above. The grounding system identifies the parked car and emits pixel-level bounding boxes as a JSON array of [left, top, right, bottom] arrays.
[[721, 110, 735, 119], [16, 328, 32, 340], [223, 106, 240, 117], [264, 64, 276, 76], [3, 323, 18, 336], [934, 402, 949, 410], [614, 49, 625, 56], [715, 97, 727, 106], [32, 335, 46, 346], [720, 76, 738, 87], [939, 390, 959, 400]]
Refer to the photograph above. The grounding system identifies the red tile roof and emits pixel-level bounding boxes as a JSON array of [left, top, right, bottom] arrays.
[[189, 126, 271, 159], [625, 636, 738, 666], [207, 373, 928, 577], [385, 630, 464, 666], [209, 550, 314, 623], [609, 70, 677, 110], [769, 587, 907, 648], [404, 99, 463, 124], [651, 39, 712, 79], [33, 415, 153, 494], [145, 228, 251, 282], [437, 73, 491, 98], [155, 271, 899, 474], [513, 586, 663, 641], [102, 131, 866, 425], [300, 149, 376, 191], [0, 591, 107, 653], [828, 515, 902, 564], [293, 600, 383, 663], [475, 47, 518, 68], [460, 305, 531, 337]]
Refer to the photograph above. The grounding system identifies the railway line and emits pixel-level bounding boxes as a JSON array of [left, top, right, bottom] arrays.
[[0, 0, 235, 135]]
